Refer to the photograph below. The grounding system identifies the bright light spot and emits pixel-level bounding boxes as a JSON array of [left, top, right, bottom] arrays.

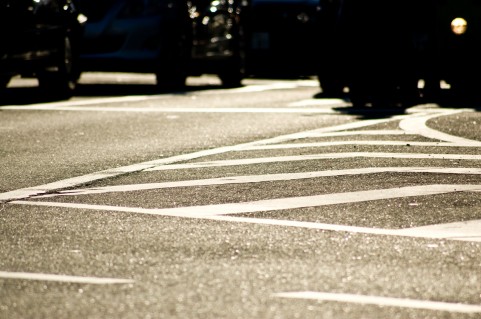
[[451, 18, 468, 35]]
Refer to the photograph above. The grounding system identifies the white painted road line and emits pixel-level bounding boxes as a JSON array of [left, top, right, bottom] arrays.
[[145, 153, 481, 171], [273, 291, 481, 314], [398, 219, 481, 241], [302, 130, 407, 137], [241, 141, 481, 151], [399, 112, 481, 145], [0, 118, 406, 202], [17, 184, 481, 218], [12, 184, 481, 242], [0, 105, 346, 113], [0, 271, 134, 285], [38, 167, 481, 197]]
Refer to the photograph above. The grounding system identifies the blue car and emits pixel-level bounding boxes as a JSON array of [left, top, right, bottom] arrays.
[[77, 0, 246, 89], [0, 0, 85, 98]]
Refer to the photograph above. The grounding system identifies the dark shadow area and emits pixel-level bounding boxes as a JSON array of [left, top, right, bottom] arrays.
[[313, 91, 411, 120], [431, 90, 481, 111], [0, 81, 244, 106], [73, 82, 229, 97], [314, 86, 481, 120], [0, 87, 67, 106]]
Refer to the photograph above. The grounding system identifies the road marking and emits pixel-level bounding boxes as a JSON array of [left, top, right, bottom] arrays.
[[145, 153, 481, 171], [241, 141, 481, 150], [0, 81, 321, 111], [398, 219, 481, 241], [302, 130, 406, 137], [273, 291, 481, 313], [15, 184, 479, 217], [37, 167, 481, 197], [0, 105, 347, 113], [288, 98, 347, 107], [0, 271, 134, 285], [12, 184, 481, 242], [0, 117, 405, 202], [399, 112, 481, 145]]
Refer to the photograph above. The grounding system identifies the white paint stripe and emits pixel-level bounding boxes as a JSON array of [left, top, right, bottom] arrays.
[[273, 292, 481, 313], [0, 271, 134, 284], [42, 167, 481, 197], [1, 95, 158, 109], [1, 106, 344, 113], [12, 185, 481, 242], [242, 141, 479, 151], [288, 98, 349, 107], [398, 219, 481, 241], [399, 112, 481, 145], [225, 81, 318, 93], [207, 216, 481, 242], [0, 118, 403, 202], [12, 184, 481, 218], [0, 82, 320, 111], [146, 153, 481, 171], [303, 130, 406, 137]]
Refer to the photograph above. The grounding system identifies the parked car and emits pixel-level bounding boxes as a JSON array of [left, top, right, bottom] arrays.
[[435, 0, 481, 98], [188, 0, 247, 87], [77, 0, 246, 89], [243, 0, 322, 77], [0, 0, 85, 98], [317, 0, 438, 107]]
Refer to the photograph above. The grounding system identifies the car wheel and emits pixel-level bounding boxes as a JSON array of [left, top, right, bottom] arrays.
[[156, 66, 187, 92], [218, 22, 245, 88], [0, 75, 11, 90], [319, 77, 345, 97], [38, 35, 79, 99], [156, 29, 190, 91]]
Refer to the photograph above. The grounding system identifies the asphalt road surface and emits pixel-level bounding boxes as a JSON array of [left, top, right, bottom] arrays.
[[1, 73, 481, 319]]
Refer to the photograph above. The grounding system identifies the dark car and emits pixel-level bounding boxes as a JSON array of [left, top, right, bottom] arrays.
[[0, 0, 85, 98], [77, 0, 246, 89], [243, 0, 322, 77], [435, 0, 481, 97], [317, 0, 481, 107], [317, 0, 431, 107], [188, 0, 247, 87]]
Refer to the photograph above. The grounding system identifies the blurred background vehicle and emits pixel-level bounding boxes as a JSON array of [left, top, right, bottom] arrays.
[[76, 0, 191, 90], [243, 0, 322, 78], [0, 0, 85, 99], [317, 0, 439, 107], [188, 0, 247, 87], [435, 0, 481, 98], [76, 0, 247, 90]]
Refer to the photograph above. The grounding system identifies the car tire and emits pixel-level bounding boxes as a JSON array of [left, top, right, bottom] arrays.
[[0, 75, 11, 89], [218, 22, 245, 88], [319, 77, 345, 97], [38, 35, 79, 99], [156, 66, 187, 92], [155, 28, 190, 91]]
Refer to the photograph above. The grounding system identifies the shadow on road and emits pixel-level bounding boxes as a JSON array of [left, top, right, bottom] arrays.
[[0, 82, 233, 106], [313, 89, 481, 120]]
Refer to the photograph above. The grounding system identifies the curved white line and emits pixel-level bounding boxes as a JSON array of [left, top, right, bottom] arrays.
[[399, 112, 481, 145]]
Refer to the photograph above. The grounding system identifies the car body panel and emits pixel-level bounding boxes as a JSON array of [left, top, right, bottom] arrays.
[[435, 0, 481, 88], [0, 0, 82, 78], [244, 0, 322, 76], [77, 0, 190, 73], [77, 0, 246, 86]]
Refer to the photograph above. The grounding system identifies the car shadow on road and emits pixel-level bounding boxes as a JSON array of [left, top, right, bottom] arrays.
[[313, 88, 481, 120], [313, 91, 411, 120], [0, 87, 65, 106], [73, 83, 224, 97], [0, 82, 237, 106]]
